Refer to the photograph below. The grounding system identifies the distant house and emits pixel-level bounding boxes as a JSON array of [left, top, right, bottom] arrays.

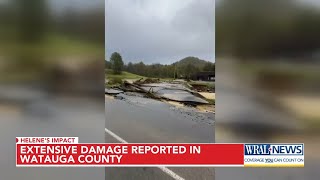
[[192, 71, 215, 81]]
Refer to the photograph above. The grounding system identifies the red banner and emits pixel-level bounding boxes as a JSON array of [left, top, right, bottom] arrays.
[[16, 143, 244, 167]]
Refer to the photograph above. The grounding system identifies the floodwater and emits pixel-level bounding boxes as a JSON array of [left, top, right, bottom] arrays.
[[105, 93, 215, 179]]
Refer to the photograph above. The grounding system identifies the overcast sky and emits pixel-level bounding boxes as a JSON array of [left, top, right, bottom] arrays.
[[105, 0, 215, 64]]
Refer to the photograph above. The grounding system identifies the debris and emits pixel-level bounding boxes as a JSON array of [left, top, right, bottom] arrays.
[[105, 88, 123, 95], [134, 78, 160, 84], [106, 79, 214, 107], [189, 83, 214, 92], [114, 95, 124, 100]]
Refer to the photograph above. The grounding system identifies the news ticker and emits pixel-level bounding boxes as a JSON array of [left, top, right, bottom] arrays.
[[16, 137, 304, 167]]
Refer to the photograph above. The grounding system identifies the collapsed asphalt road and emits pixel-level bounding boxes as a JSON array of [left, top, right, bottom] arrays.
[[105, 94, 215, 180]]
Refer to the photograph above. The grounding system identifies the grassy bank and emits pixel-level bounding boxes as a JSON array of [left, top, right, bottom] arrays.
[[105, 69, 145, 87], [105, 69, 144, 79]]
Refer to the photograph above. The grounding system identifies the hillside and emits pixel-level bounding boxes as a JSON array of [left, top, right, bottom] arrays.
[[105, 56, 214, 79], [173, 56, 214, 69]]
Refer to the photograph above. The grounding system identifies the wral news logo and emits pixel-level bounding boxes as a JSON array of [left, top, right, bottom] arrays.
[[243, 144, 304, 167], [244, 144, 304, 156]]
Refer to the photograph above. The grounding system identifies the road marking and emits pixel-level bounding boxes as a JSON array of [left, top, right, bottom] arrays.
[[105, 128, 185, 180], [105, 128, 127, 143], [157, 166, 185, 180]]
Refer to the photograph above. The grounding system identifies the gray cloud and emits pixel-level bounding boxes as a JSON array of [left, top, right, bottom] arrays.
[[106, 0, 215, 64]]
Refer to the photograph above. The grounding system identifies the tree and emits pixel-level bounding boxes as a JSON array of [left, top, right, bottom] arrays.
[[110, 52, 124, 74], [105, 60, 112, 69], [203, 62, 215, 72], [184, 64, 198, 80], [122, 57, 210, 79], [127, 62, 134, 72]]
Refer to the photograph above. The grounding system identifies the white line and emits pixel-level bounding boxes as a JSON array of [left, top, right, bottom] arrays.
[[105, 128, 185, 180], [157, 167, 185, 180], [105, 128, 128, 143]]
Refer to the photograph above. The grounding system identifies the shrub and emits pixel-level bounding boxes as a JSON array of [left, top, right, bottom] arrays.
[[108, 77, 123, 85]]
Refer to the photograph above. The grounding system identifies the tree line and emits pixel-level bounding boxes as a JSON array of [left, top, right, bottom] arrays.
[[106, 52, 215, 79]]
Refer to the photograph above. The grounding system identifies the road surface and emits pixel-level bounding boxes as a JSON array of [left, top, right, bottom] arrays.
[[0, 91, 105, 180], [105, 94, 215, 180], [0, 85, 214, 180]]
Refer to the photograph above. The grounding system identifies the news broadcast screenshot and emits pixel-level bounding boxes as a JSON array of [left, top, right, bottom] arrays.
[[0, 0, 319, 179]]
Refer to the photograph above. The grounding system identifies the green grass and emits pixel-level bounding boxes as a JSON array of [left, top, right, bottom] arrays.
[[206, 99, 215, 105], [105, 69, 145, 79]]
